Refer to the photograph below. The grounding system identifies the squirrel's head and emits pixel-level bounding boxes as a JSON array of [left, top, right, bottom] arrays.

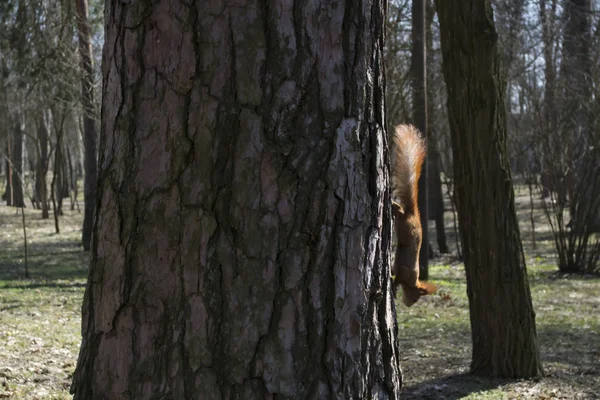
[[401, 281, 438, 307]]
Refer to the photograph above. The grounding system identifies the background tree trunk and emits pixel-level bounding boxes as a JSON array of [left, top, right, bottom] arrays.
[[539, 0, 559, 201], [428, 146, 448, 253], [36, 113, 50, 219], [55, 145, 65, 216], [411, 0, 429, 276], [61, 145, 70, 200], [72, 1, 401, 399], [11, 119, 25, 208], [3, 137, 13, 205], [435, 0, 543, 378], [425, 0, 448, 255], [74, 0, 97, 251], [559, 0, 594, 271]]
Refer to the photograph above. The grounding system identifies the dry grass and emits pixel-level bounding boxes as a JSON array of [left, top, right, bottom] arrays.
[[399, 185, 600, 399], [0, 204, 87, 399], [399, 260, 600, 399]]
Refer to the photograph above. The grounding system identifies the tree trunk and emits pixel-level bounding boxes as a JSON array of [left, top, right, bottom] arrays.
[[71, 1, 401, 399], [11, 119, 26, 208], [3, 138, 13, 205], [30, 158, 40, 209], [428, 140, 448, 254], [435, 0, 543, 378], [67, 146, 78, 211], [425, 0, 448, 255], [411, 0, 429, 278], [75, 0, 98, 251], [559, 0, 594, 272], [61, 145, 71, 199], [76, 115, 85, 179], [539, 0, 558, 196], [36, 113, 50, 219], [55, 146, 65, 216]]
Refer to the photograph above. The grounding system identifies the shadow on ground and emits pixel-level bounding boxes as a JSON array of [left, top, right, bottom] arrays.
[[401, 373, 514, 400], [401, 321, 600, 399], [0, 238, 89, 281]]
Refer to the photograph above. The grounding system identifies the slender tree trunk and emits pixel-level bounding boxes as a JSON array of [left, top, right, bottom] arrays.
[[528, 178, 537, 250], [61, 146, 70, 200], [425, 0, 448, 255], [77, 115, 85, 179], [11, 119, 26, 208], [67, 146, 78, 211], [36, 113, 50, 219], [72, 1, 401, 399], [51, 168, 60, 234], [435, 0, 542, 378], [55, 147, 64, 216], [3, 138, 13, 205], [29, 154, 39, 209], [411, 0, 429, 278], [426, 139, 447, 254], [75, 0, 98, 251], [21, 206, 29, 278]]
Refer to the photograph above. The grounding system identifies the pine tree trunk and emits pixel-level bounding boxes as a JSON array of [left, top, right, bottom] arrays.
[[71, 1, 401, 399], [435, 0, 542, 378], [75, 0, 98, 251]]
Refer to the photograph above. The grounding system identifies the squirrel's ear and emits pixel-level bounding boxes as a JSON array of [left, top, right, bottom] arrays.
[[392, 201, 405, 218]]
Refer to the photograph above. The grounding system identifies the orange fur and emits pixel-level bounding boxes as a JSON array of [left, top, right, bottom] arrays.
[[391, 125, 438, 307]]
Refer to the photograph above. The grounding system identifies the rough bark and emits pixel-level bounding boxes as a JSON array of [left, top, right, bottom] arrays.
[[75, 0, 98, 251], [435, 0, 543, 378], [71, 1, 401, 399], [411, 0, 429, 278]]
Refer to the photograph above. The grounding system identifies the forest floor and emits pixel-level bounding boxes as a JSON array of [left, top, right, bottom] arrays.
[[400, 186, 600, 399], [0, 186, 598, 399]]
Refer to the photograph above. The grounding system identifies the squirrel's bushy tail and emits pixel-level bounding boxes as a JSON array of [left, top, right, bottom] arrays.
[[391, 124, 426, 211]]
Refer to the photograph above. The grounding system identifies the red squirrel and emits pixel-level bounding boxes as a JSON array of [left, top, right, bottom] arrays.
[[391, 124, 438, 306]]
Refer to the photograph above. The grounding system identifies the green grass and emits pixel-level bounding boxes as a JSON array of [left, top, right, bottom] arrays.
[[1, 185, 599, 399]]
